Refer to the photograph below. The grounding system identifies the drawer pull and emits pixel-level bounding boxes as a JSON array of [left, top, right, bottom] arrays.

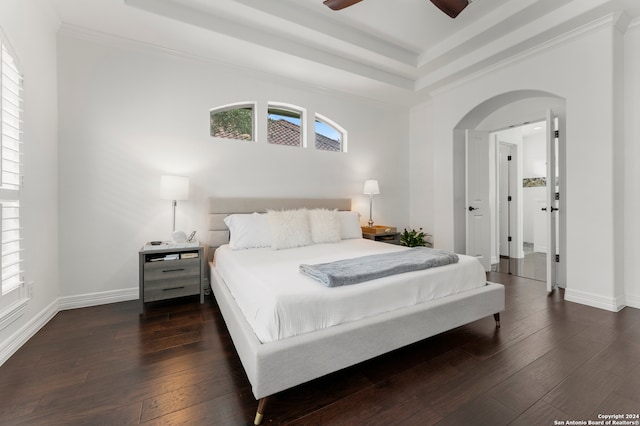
[[162, 286, 185, 291], [162, 268, 185, 273]]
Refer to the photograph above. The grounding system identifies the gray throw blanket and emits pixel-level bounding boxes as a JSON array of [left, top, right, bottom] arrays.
[[299, 247, 459, 287]]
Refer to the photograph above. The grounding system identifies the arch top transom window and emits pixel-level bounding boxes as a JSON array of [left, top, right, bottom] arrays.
[[210, 102, 256, 141], [315, 113, 346, 153], [268, 103, 304, 148]]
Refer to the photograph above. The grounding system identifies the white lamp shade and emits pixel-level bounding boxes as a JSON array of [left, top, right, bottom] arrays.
[[363, 179, 380, 195], [160, 175, 189, 201]]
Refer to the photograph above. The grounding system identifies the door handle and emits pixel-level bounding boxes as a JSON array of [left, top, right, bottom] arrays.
[[542, 207, 559, 212], [468, 206, 478, 211], [541, 207, 547, 211]]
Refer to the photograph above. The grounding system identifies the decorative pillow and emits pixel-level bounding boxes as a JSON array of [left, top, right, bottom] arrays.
[[309, 209, 341, 244], [268, 209, 313, 250], [338, 211, 362, 239], [224, 213, 271, 250]]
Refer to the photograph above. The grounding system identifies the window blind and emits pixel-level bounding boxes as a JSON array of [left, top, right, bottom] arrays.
[[2, 43, 22, 190], [1, 41, 23, 296], [1, 201, 22, 294]]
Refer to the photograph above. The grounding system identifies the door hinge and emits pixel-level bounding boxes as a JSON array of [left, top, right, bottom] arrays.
[[507, 155, 512, 161], [555, 254, 560, 262], [508, 196, 512, 202], [508, 236, 512, 242], [554, 130, 559, 138], [555, 192, 560, 201]]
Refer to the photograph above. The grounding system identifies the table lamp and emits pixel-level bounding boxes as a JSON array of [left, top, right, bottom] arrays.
[[363, 179, 380, 228], [160, 175, 189, 235]]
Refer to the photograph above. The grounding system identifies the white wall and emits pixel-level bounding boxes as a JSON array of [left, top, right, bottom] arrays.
[[409, 102, 434, 240], [624, 20, 640, 309], [56, 29, 410, 300], [0, 0, 60, 363], [410, 15, 626, 311]]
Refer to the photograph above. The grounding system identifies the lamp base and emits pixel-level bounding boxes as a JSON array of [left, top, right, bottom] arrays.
[[171, 231, 188, 243]]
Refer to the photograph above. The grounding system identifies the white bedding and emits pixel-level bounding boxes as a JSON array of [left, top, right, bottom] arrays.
[[212, 239, 486, 343]]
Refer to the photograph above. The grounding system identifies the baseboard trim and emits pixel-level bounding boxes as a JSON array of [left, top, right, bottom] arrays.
[[624, 294, 640, 309], [564, 288, 625, 312], [58, 288, 139, 310], [0, 299, 59, 366]]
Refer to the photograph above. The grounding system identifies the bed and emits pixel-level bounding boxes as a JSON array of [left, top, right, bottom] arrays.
[[206, 197, 505, 424]]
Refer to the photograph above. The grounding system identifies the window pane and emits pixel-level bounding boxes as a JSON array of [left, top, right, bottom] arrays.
[[3, 135, 19, 152], [268, 107, 302, 147], [314, 117, 343, 152], [1, 200, 22, 295], [2, 93, 20, 111], [2, 273, 20, 295], [210, 106, 254, 141]]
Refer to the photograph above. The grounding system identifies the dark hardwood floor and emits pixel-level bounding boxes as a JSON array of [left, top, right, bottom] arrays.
[[1, 272, 639, 425]]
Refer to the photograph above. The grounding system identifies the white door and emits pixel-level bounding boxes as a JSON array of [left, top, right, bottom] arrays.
[[466, 130, 492, 271], [545, 110, 559, 292], [498, 143, 511, 258]]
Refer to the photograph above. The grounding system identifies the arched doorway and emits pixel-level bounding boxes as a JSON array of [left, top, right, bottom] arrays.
[[452, 90, 566, 288]]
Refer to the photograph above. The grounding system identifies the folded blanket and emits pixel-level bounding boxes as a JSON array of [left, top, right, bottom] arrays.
[[299, 247, 459, 287]]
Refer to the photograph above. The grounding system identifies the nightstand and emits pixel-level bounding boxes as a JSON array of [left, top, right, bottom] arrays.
[[139, 243, 205, 313], [361, 227, 401, 245]]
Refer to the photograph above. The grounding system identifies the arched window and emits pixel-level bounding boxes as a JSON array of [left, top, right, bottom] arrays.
[[268, 103, 305, 148], [315, 113, 347, 152], [210, 102, 256, 141]]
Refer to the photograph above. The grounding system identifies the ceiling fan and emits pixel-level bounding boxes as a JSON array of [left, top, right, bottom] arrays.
[[323, 0, 471, 19]]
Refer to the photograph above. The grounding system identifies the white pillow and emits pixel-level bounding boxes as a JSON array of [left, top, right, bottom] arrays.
[[224, 213, 271, 250], [338, 211, 363, 239], [268, 209, 313, 250], [309, 209, 341, 244]]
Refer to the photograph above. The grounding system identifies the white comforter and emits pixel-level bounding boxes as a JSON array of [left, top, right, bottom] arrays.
[[213, 239, 486, 343]]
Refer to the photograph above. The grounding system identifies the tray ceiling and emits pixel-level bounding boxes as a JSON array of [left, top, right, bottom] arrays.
[[50, 0, 640, 104]]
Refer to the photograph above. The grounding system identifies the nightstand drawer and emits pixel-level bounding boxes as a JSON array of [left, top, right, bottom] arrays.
[[139, 245, 205, 313], [143, 258, 200, 281], [144, 281, 201, 302], [377, 234, 400, 243]]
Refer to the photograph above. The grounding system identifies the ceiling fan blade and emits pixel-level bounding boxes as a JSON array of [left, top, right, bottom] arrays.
[[323, 0, 364, 11], [430, 0, 469, 18]]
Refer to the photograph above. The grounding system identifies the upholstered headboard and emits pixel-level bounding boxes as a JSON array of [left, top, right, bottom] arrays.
[[206, 197, 352, 253]]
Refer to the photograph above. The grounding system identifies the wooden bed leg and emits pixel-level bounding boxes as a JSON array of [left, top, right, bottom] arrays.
[[493, 313, 501, 328], [254, 397, 268, 425]]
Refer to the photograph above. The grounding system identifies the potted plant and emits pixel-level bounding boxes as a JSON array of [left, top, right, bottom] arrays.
[[400, 228, 430, 247]]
